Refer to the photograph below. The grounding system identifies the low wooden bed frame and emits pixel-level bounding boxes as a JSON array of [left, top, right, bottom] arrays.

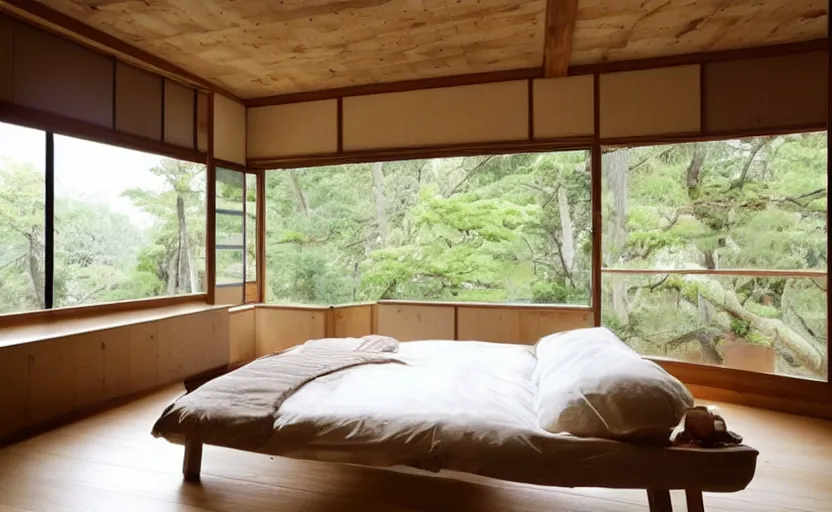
[[180, 437, 708, 512]]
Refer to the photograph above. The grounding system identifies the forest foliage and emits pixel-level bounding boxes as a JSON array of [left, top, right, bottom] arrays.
[[0, 149, 205, 313], [265, 133, 827, 379]]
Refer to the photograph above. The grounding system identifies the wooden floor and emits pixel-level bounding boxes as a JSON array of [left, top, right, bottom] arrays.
[[1, 386, 831, 512]]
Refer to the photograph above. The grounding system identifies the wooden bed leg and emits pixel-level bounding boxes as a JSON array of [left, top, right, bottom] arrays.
[[685, 490, 705, 512], [646, 489, 673, 512], [183, 438, 203, 482]]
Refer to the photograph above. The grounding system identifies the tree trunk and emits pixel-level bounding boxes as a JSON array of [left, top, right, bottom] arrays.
[[175, 194, 192, 293], [371, 162, 389, 247], [289, 171, 309, 215], [686, 142, 704, 199], [557, 186, 574, 271], [666, 275, 826, 374], [605, 150, 629, 326], [26, 233, 44, 308]]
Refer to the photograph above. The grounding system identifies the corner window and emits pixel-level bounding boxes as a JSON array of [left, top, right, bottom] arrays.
[[601, 133, 827, 380]]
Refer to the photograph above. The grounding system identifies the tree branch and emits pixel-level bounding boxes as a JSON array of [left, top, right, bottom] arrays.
[[726, 138, 772, 192], [446, 156, 495, 196]]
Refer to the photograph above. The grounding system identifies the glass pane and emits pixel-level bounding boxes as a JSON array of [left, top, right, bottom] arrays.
[[54, 135, 206, 307], [246, 173, 257, 282], [0, 122, 45, 314], [602, 272, 828, 381], [602, 133, 827, 271], [266, 151, 592, 306], [217, 249, 244, 285], [216, 167, 244, 285]]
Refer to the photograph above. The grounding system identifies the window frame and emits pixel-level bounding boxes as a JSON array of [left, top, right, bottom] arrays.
[[0, 117, 210, 322], [214, 162, 260, 305], [597, 134, 829, 381]]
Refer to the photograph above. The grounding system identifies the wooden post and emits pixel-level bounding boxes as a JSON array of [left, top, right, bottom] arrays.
[[685, 490, 705, 512], [646, 489, 673, 512], [206, 91, 216, 305], [183, 437, 203, 482]]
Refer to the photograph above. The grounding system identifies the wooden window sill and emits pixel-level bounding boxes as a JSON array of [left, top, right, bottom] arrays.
[[0, 301, 228, 348]]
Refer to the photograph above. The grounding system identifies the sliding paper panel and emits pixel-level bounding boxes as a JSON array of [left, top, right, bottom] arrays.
[[705, 52, 827, 133], [533, 75, 595, 138], [343, 81, 528, 150], [13, 23, 113, 127], [248, 100, 338, 158], [600, 65, 700, 138], [214, 94, 246, 165], [0, 15, 12, 102], [164, 80, 196, 148], [115, 62, 163, 140], [197, 91, 209, 152]]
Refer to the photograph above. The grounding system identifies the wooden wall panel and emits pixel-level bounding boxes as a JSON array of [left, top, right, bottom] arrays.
[[245, 282, 258, 303], [126, 322, 159, 394], [215, 285, 243, 305], [333, 305, 373, 338], [705, 52, 827, 132], [73, 331, 107, 411], [247, 100, 338, 158], [343, 81, 528, 151], [0, 308, 229, 443], [214, 94, 246, 165], [0, 345, 30, 439], [0, 15, 12, 103], [457, 307, 593, 343], [28, 339, 77, 426], [376, 304, 455, 341], [229, 308, 256, 364], [13, 23, 113, 128], [164, 80, 196, 148], [254, 308, 326, 356], [115, 62, 163, 140], [197, 91, 209, 152], [533, 76, 595, 138], [600, 65, 700, 138], [157, 310, 228, 384]]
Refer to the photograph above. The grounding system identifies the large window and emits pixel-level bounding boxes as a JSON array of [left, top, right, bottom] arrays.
[[266, 151, 592, 306], [0, 122, 46, 314], [601, 133, 827, 380], [53, 136, 206, 307], [0, 121, 207, 314]]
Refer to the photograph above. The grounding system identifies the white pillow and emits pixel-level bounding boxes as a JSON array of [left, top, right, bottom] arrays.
[[534, 327, 693, 442]]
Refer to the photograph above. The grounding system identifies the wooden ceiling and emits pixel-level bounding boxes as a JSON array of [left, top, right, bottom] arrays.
[[7, 0, 829, 99]]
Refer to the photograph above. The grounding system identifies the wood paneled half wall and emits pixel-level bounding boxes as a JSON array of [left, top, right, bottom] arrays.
[[247, 46, 827, 166], [0, 304, 230, 443]]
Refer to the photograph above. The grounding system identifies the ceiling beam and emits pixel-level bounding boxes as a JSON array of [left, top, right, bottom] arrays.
[[543, 0, 580, 78]]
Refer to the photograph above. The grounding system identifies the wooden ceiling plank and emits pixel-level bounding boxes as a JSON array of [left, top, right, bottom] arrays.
[[544, 0, 580, 78]]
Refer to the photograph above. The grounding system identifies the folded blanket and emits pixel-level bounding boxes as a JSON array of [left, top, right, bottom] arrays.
[[152, 336, 403, 449]]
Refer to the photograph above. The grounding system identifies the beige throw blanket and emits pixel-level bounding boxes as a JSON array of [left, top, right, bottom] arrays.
[[152, 337, 403, 449]]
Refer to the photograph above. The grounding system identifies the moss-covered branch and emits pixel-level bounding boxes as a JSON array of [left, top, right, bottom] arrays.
[[663, 275, 826, 374]]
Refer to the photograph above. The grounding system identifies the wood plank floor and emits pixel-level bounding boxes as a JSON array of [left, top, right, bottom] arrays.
[[0, 385, 830, 512]]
